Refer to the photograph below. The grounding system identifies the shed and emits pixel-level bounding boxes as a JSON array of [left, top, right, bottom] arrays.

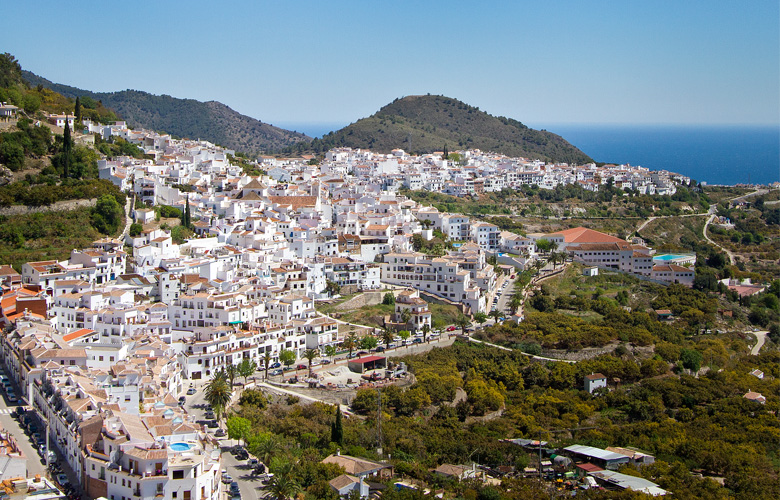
[[564, 445, 630, 470], [348, 355, 387, 374], [584, 373, 607, 394]]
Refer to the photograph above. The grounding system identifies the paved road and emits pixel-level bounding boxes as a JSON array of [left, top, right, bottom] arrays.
[[751, 331, 768, 355], [703, 209, 736, 265]]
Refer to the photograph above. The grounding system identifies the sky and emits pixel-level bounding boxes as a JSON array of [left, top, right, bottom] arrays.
[[3, 1, 778, 133]]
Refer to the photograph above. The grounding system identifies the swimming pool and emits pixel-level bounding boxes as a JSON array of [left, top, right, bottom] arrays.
[[170, 442, 191, 452], [653, 254, 689, 261]]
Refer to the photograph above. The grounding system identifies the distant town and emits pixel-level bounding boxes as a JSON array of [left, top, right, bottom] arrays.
[[0, 119, 712, 500]]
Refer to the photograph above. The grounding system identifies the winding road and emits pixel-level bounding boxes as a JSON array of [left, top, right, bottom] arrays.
[[751, 331, 768, 355]]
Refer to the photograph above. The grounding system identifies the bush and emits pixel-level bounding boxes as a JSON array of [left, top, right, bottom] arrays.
[[383, 292, 395, 305], [129, 223, 143, 237]]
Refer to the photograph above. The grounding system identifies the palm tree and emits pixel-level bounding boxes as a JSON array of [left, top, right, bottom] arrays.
[[489, 310, 502, 322], [456, 315, 471, 332], [204, 372, 231, 425], [381, 328, 394, 349], [343, 333, 357, 358], [225, 363, 237, 387], [421, 323, 431, 343], [267, 474, 302, 500], [509, 295, 523, 314], [400, 308, 412, 328], [303, 349, 318, 375], [263, 351, 271, 380]]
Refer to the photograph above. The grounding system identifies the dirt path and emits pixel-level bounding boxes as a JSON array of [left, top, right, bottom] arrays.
[[751, 331, 768, 355]]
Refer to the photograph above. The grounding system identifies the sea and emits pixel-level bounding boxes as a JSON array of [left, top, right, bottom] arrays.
[[279, 122, 780, 187]]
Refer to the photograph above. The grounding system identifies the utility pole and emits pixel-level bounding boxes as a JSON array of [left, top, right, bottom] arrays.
[[376, 388, 382, 457]]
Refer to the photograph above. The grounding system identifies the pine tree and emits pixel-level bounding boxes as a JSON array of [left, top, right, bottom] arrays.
[[331, 405, 343, 445], [443, 144, 448, 159], [62, 119, 72, 179], [74, 97, 82, 123], [184, 195, 191, 228]]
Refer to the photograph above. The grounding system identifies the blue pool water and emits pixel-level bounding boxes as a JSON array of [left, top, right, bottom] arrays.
[[170, 442, 191, 451], [653, 254, 689, 261]]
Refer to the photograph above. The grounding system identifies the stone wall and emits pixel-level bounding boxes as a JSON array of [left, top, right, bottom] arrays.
[[0, 198, 97, 216]]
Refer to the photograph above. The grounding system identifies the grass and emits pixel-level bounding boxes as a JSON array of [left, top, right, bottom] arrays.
[[637, 215, 707, 252]]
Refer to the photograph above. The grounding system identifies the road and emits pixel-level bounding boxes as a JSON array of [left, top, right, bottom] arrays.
[[751, 331, 768, 355], [703, 211, 736, 265]]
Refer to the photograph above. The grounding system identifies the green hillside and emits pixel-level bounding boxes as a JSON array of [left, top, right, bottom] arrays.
[[302, 95, 593, 164], [22, 71, 310, 155]]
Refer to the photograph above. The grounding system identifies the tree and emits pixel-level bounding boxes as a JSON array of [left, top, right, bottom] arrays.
[[456, 315, 471, 331], [62, 119, 72, 179], [489, 310, 502, 322], [474, 312, 487, 327], [680, 348, 703, 373], [92, 194, 124, 235], [400, 308, 412, 327], [267, 474, 302, 500], [74, 96, 82, 124], [225, 415, 252, 445], [381, 328, 394, 349], [225, 363, 237, 387], [535, 238, 555, 254], [237, 358, 257, 385], [279, 349, 296, 368], [129, 222, 143, 237], [398, 330, 411, 344], [181, 195, 191, 229], [342, 333, 357, 358], [323, 344, 337, 363], [204, 372, 231, 425], [383, 292, 395, 305], [325, 280, 340, 296], [359, 335, 378, 350], [303, 349, 318, 374], [331, 405, 343, 445], [421, 324, 431, 343], [263, 351, 271, 379]]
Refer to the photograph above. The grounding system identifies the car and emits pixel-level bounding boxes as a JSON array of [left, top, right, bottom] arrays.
[[231, 495, 242, 500], [230, 445, 245, 455], [221, 471, 232, 484], [230, 481, 240, 495], [296, 364, 307, 370], [321, 359, 331, 364], [206, 420, 218, 428], [447, 326, 457, 331], [511, 274, 516, 279], [270, 369, 283, 376], [56, 474, 69, 486], [186, 387, 196, 395], [270, 362, 282, 369], [6, 393, 17, 403], [178, 396, 186, 406], [412, 338, 422, 344], [236, 449, 248, 460], [374, 346, 385, 352], [248, 458, 259, 467], [204, 410, 215, 419], [214, 429, 226, 437], [357, 351, 368, 356]]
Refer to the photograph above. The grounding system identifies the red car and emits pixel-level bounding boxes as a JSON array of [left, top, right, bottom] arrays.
[[510, 274, 516, 279], [296, 364, 307, 370], [446, 326, 457, 331]]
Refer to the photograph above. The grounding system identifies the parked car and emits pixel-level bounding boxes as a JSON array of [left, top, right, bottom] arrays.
[[186, 387, 196, 395], [206, 420, 219, 428], [270, 362, 282, 369], [296, 364, 307, 370], [178, 396, 186, 406], [204, 411, 215, 420], [511, 274, 516, 279], [248, 458, 259, 467], [221, 471, 232, 484], [374, 346, 385, 352], [412, 338, 423, 344], [230, 482, 240, 495], [321, 359, 331, 364], [56, 474, 69, 486], [270, 369, 283, 376], [6, 392, 17, 403], [446, 326, 457, 331], [214, 429, 226, 437]]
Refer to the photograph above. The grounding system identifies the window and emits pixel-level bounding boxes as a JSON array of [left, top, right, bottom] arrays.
[[183, 492, 191, 500], [172, 470, 184, 479]]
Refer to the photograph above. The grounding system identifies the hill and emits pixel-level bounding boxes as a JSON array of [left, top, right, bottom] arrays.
[[22, 71, 310, 154], [304, 95, 593, 164]]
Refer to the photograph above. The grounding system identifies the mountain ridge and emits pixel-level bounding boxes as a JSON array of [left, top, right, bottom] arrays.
[[22, 70, 310, 154], [302, 94, 593, 164]]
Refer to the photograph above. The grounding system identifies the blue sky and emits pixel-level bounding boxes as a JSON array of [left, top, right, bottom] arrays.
[[3, 1, 778, 131]]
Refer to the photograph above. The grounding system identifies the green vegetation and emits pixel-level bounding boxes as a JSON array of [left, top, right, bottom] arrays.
[[287, 95, 593, 164], [23, 70, 310, 155], [0, 178, 124, 207], [0, 207, 109, 270]]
